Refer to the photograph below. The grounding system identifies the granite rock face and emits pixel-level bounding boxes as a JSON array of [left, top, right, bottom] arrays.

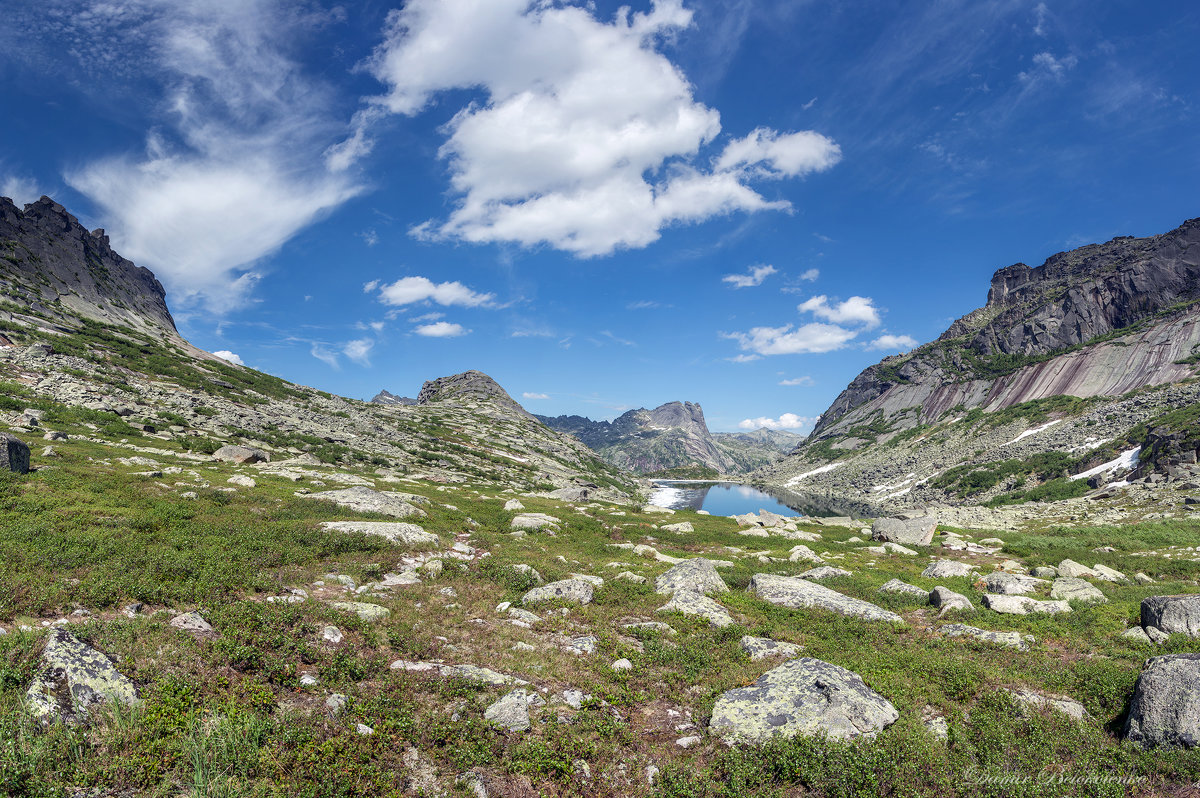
[[1124, 654, 1200, 748], [418, 371, 533, 419], [1141, 595, 1200, 637], [26, 629, 140, 724], [654, 559, 729, 596], [710, 658, 898, 744]]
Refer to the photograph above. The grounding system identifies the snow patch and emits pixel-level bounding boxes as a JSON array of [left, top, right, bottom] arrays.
[[883, 487, 912, 500], [786, 462, 841, 486], [1003, 419, 1062, 446], [1069, 447, 1141, 481], [872, 473, 916, 493]]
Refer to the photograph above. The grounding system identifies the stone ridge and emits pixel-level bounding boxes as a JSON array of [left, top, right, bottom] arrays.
[[0, 195, 178, 335], [813, 216, 1200, 435], [417, 370, 532, 418]]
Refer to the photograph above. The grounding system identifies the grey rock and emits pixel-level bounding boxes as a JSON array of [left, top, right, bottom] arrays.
[[654, 558, 729, 596], [1147, 625, 1171, 644], [1124, 654, 1200, 748], [484, 689, 542, 732], [656, 590, 735, 627], [1141, 595, 1200, 637], [1030, 566, 1059, 579], [1050, 578, 1107, 604], [871, 516, 936, 546], [390, 660, 529, 686], [984, 572, 1048, 595], [0, 433, 30, 474], [1009, 689, 1088, 721], [921, 560, 977, 579], [981, 594, 1071, 615], [510, 513, 561, 531], [710, 657, 898, 744], [661, 521, 694, 533], [325, 693, 348, 715], [740, 635, 802, 660], [1092, 564, 1128, 582], [940, 623, 1033, 650], [212, 445, 269, 464], [26, 629, 140, 724], [328, 601, 391, 622], [565, 635, 598, 655], [320, 520, 438, 546], [797, 566, 853, 581], [878, 579, 930, 599], [522, 579, 594, 605], [169, 611, 216, 637], [304, 487, 427, 518], [929, 586, 975, 614], [1122, 627, 1152, 643], [1057, 559, 1096, 579], [749, 573, 903, 623]]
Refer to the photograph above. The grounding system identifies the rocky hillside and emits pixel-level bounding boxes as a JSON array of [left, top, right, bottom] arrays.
[[370, 389, 415, 406], [760, 217, 1200, 515], [537, 401, 789, 476], [0, 196, 634, 500]]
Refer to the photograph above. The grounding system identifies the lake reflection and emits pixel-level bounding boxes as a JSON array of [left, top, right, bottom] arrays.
[[647, 481, 805, 517]]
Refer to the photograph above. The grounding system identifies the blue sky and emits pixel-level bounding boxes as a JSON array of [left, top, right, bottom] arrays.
[[1, 1, 1196, 432]]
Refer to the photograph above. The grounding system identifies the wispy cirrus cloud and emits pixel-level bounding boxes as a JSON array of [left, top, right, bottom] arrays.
[[722, 264, 777, 288]]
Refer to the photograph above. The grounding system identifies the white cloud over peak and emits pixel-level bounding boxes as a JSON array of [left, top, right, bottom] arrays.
[[414, 321, 468, 338], [212, 350, 243, 366], [724, 323, 858, 356], [1, 174, 41, 207], [738, 413, 814, 431], [522, 392, 550, 400], [57, 0, 363, 312], [361, 0, 840, 256], [374, 276, 494, 308], [798, 295, 881, 327], [722, 264, 777, 288], [867, 334, 919, 351]]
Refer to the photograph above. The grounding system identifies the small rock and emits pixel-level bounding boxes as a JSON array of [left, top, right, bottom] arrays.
[[611, 658, 633, 671], [325, 693, 347, 715], [740, 635, 802, 660], [322, 626, 344, 644]]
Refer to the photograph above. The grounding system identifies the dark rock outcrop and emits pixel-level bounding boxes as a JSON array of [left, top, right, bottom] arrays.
[[0, 433, 30, 473], [1124, 653, 1200, 748], [371, 389, 416, 406]]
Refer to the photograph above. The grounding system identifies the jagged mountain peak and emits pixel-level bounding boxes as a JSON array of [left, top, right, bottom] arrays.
[[417, 370, 532, 418], [370, 389, 416, 406]]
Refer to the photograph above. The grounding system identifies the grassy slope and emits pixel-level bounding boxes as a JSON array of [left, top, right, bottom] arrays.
[[0, 417, 1198, 796]]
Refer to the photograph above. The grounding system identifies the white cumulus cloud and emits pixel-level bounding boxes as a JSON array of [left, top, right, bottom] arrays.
[[738, 413, 815, 431], [779, 376, 814, 386], [1, 174, 41, 207], [799, 268, 820, 282], [724, 323, 859, 356], [374, 276, 494, 308], [414, 321, 468, 338], [343, 338, 374, 366], [212, 349, 243, 366], [522, 392, 550, 400], [722, 264, 777, 288], [798, 295, 881, 327], [867, 334, 919, 351], [358, 0, 840, 257]]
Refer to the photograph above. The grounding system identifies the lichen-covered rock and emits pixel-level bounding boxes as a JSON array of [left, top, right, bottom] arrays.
[[654, 559, 729, 596], [510, 513, 561, 531], [329, 601, 391, 622], [879, 579, 930, 599], [484, 689, 543, 731], [304, 487, 427, 518], [710, 658, 898, 744], [929, 586, 975, 615], [1051, 578, 1107, 604], [940, 624, 1033, 650], [1141, 595, 1200, 637], [1057, 559, 1096, 579], [740, 635, 801, 660], [981, 594, 1071, 615], [1124, 653, 1200, 748], [656, 590, 735, 627], [983, 572, 1047, 595], [522, 579, 594, 605], [871, 516, 936, 546], [321, 520, 438, 546], [1009, 689, 1088, 721], [921, 560, 977, 579], [749, 574, 903, 623], [797, 566, 853, 581], [213, 445, 269, 464], [0, 433, 30, 474], [661, 521, 694, 533], [26, 629, 140, 724], [170, 611, 217, 638]]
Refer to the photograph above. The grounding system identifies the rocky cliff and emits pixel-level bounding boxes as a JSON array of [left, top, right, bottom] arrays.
[[0, 196, 179, 336], [538, 401, 789, 475], [760, 216, 1200, 514]]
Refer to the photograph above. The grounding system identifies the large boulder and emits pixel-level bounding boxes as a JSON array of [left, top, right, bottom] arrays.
[[26, 629, 140, 724], [656, 590, 734, 627], [654, 558, 729, 596], [320, 521, 438, 546], [212, 444, 270, 464], [749, 574, 903, 623], [0, 433, 30, 474], [1051, 578, 1107, 604], [1141, 595, 1200, 637], [1124, 654, 1200, 748], [522, 579, 594, 605], [982, 594, 1071, 615], [304, 487, 427, 518], [921, 560, 977, 579], [710, 658, 898, 744], [983, 573, 1047, 596], [870, 516, 936, 546]]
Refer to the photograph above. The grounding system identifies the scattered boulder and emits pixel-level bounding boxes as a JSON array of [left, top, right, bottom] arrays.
[[930, 586, 975, 615], [921, 560, 977, 579], [26, 629, 140, 724], [797, 566, 853, 581], [227, 474, 256, 488], [983, 573, 1047, 596], [654, 559, 729, 596], [1141, 595, 1200, 637], [503, 499, 525, 511], [1124, 654, 1200, 748], [305, 487, 427, 518], [522, 579, 594, 605], [320, 521, 438, 546], [511, 513, 561, 532], [484, 689, 542, 732], [390, 660, 529, 686], [1092, 564, 1127, 582], [1056, 559, 1096, 579], [213, 445, 269, 464], [329, 601, 391, 622], [710, 658, 898, 744], [749, 574, 903, 623], [1009, 689, 1088, 721], [878, 579, 930, 599], [1050, 578, 1107, 604], [1122, 626, 1153, 643], [871, 516, 936, 546], [1030, 566, 1058, 579], [661, 521, 694, 533], [169, 611, 217, 638], [940, 624, 1033, 650], [0, 433, 30, 474], [657, 590, 735, 627], [740, 635, 802, 660], [981, 594, 1071, 615]]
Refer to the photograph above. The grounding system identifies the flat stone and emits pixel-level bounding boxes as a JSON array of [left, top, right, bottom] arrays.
[[661, 522, 694, 533], [1092, 564, 1127, 583], [654, 559, 729, 596], [616, 571, 647, 584], [227, 475, 256, 488], [1009, 689, 1088, 721], [921, 560, 977, 579], [878, 579, 930, 599], [983, 572, 1048, 595], [329, 601, 391, 622], [1124, 653, 1200, 748], [213, 445, 269, 464], [169, 611, 217, 638], [522, 579, 594, 605], [511, 513, 561, 531], [1057, 559, 1096, 579], [871, 516, 936, 546], [305, 487, 427, 518], [1051, 578, 1107, 604], [940, 624, 1033, 650], [749, 574, 903, 623], [389, 660, 529, 686], [1141, 595, 1200, 637], [981, 594, 1071, 615], [710, 657, 898, 744], [320, 521, 438, 546], [656, 590, 735, 627], [484, 689, 542, 731], [797, 566, 853, 581], [26, 629, 140, 724], [740, 635, 802, 661]]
